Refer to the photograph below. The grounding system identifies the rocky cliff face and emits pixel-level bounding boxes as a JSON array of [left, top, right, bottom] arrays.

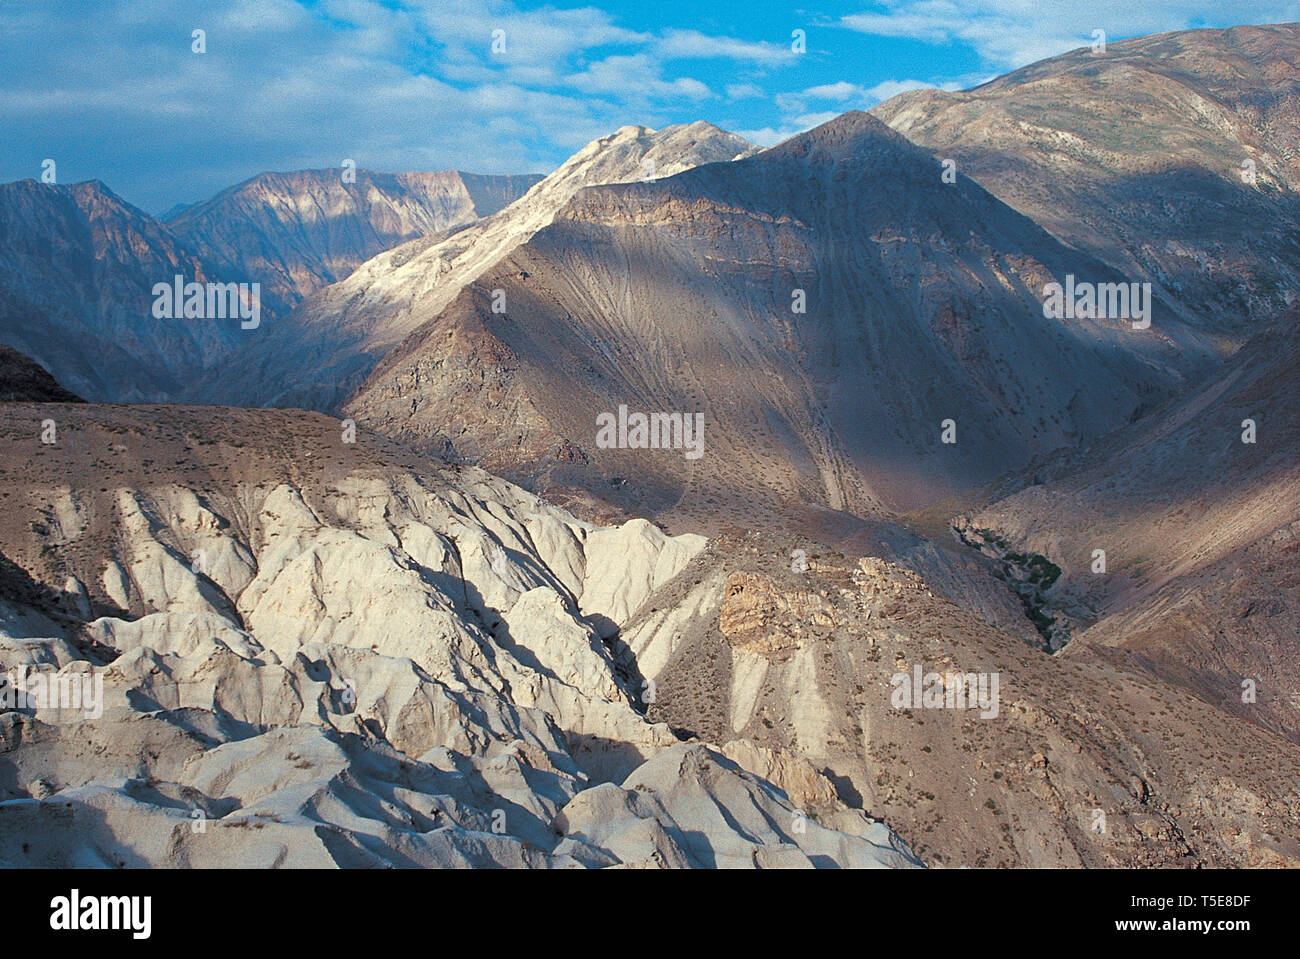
[[872, 22, 1300, 338], [167, 169, 543, 305], [344, 111, 1218, 525], [0, 402, 918, 868]]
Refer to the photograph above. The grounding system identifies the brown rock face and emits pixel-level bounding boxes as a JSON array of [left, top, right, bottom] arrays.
[[718, 571, 833, 658]]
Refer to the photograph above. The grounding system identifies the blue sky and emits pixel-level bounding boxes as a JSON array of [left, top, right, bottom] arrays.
[[3, 0, 1297, 214]]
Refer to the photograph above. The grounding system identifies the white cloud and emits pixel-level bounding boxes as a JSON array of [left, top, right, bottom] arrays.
[[801, 81, 868, 100], [415, 0, 648, 64], [656, 29, 797, 65], [565, 54, 713, 101], [799, 79, 941, 102], [0, 0, 799, 210], [842, 0, 1300, 67], [793, 110, 843, 128]]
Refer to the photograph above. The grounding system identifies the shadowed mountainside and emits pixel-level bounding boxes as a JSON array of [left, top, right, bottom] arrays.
[[872, 22, 1300, 338], [0, 346, 83, 403], [344, 112, 1219, 528], [0, 180, 263, 403]]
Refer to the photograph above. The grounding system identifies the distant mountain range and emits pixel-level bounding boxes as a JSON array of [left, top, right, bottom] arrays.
[[166, 168, 543, 304], [0, 169, 540, 402], [0, 179, 254, 402]]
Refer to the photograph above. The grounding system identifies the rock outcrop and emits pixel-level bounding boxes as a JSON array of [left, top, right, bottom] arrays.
[[0, 402, 917, 868], [0, 346, 83, 403]]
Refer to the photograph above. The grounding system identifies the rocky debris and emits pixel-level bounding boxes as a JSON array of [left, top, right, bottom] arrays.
[[852, 557, 932, 614], [627, 531, 1300, 868], [719, 571, 833, 658]]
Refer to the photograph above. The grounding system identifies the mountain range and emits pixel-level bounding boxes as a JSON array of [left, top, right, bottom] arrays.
[[0, 169, 540, 403], [166, 168, 542, 304], [192, 122, 756, 411], [342, 109, 1219, 527], [2, 21, 1299, 869]]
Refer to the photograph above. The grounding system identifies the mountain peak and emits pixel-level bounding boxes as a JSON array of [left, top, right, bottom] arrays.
[[610, 124, 654, 139], [870, 20, 1300, 336], [763, 109, 926, 168]]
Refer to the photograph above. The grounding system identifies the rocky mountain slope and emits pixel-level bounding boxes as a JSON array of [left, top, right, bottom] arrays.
[[344, 111, 1219, 527], [196, 122, 754, 411], [0, 180, 258, 403], [167, 169, 542, 305], [625, 533, 1300, 867], [0, 346, 82, 402], [0, 402, 919, 868], [2, 402, 1293, 867], [872, 22, 1300, 337], [0, 169, 541, 407], [960, 313, 1300, 745]]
